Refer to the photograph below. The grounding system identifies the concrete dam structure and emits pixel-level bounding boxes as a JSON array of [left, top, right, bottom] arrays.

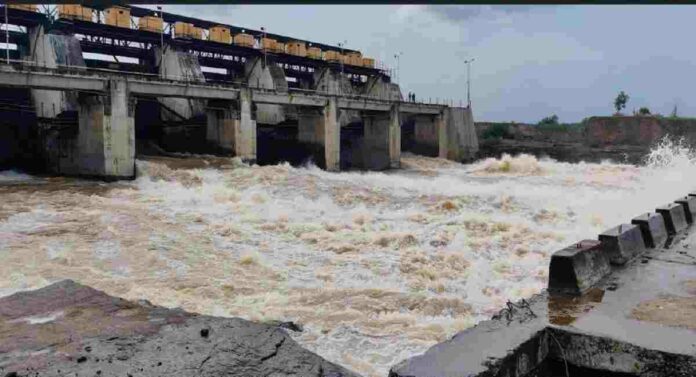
[[4, 5, 694, 377], [0, 5, 478, 179]]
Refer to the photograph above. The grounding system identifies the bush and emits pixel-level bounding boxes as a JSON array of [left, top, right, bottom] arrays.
[[538, 114, 559, 126], [638, 107, 651, 115], [482, 123, 511, 140]]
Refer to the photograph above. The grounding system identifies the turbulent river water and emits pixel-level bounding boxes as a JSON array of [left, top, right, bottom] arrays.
[[0, 138, 694, 376]]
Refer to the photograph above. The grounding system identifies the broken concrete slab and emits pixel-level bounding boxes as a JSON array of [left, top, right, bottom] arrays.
[[389, 293, 550, 377], [656, 203, 688, 235], [0, 280, 359, 377], [547, 240, 611, 296], [599, 223, 646, 265], [675, 196, 696, 224], [631, 212, 668, 249]]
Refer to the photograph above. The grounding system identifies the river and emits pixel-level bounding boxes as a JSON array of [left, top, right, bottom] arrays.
[[0, 137, 693, 376]]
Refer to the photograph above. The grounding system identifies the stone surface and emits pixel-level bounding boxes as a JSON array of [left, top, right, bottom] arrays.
[[547, 240, 611, 296], [632, 212, 668, 249], [598, 223, 646, 265], [0, 280, 359, 377], [675, 196, 696, 223], [656, 203, 689, 235]]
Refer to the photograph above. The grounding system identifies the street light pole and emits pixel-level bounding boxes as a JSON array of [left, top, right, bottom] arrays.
[[394, 51, 403, 85], [157, 6, 163, 78], [337, 40, 346, 95], [261, 26, 267, 68], [464, 58, 475, 108]]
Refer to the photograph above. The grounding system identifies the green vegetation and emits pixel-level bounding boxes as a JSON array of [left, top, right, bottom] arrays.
[[638, 107, 651, 115], [614, 91, 629, 113], [481, 123, 511, 140], [536, 114, 585, 132], [538, 114, 559, 126]]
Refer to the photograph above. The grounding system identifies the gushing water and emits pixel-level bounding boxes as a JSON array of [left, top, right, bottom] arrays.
[[1, 137, 695, 376]]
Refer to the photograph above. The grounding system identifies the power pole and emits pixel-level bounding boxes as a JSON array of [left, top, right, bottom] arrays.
[[464, 58, 475, 108]]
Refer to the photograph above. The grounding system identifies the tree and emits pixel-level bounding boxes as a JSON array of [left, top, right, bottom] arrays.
[[671, 105, 678, 118], [638, 107, 651, 115], [538, 114, 559, 126], [614, 91, 629, 114]]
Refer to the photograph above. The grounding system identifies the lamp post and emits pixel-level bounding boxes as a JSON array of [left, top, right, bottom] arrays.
[[157, 6, 163, 78], [464, 58, 475, 108], [337, 40, 347, 95], [261, 26, 267, 68], [393, 51, 403, 85]]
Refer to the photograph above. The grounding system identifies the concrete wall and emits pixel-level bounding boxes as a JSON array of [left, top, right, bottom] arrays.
[[444, 106, 478, 161]]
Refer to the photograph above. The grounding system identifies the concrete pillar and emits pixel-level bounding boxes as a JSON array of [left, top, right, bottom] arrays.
[[442, 107, 479, 161], [297, 98, 340, 171], [237, 88, 257, 162], [206, 102, 236, 153], [363, 114, 390, 170], [389, 104, 401, 168], [323, 97, 340, 171], [413, 115, 440, 157], [76, 79, 135, 179], [437, 111, 448, 159]]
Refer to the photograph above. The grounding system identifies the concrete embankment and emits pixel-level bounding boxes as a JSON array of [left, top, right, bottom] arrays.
[[391, 193, 696, 377], [477, 115, 696, 164], [0, 280, 359, 377]]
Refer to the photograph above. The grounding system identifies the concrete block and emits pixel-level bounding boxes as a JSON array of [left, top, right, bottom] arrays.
[[656, 203, 688, 235], [631, 212, 668, 249], [674, 196, 696, 223], [548, 240, 611, 296], [598, 224, 646, 265]]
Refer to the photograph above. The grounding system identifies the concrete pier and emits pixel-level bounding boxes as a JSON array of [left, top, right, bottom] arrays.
[[237, 88, 257, 162], [298, 97, 339, 170], [76, 79, 135, 179], [205, 101, 237, 153], [360, 104, 400, 170], [205, 92, 256, 162], [407, 107, 479, 162]]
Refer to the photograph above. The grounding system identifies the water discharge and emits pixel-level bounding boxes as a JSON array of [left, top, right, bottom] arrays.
[[0, 136, 694, 377]]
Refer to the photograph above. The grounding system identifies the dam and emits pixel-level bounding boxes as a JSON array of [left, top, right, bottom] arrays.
[[0, 4, 694, 377], [0, 4, 477, 179]]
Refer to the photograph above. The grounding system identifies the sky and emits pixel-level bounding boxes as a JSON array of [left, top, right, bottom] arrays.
[[144, 5, 696, 123]]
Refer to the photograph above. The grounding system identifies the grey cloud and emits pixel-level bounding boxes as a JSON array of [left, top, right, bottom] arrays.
[[425, 5, 554, 23]]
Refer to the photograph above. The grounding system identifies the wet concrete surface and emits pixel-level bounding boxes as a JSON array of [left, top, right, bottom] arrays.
[[391, 224, 696, 377], [0, 280, 359, 377]]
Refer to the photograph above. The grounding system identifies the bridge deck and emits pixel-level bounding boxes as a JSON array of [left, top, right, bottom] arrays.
[[0, 63, 446, 114]]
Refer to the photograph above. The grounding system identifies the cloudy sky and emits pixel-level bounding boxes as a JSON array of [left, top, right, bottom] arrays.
[[148, 5, 696, 123]]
